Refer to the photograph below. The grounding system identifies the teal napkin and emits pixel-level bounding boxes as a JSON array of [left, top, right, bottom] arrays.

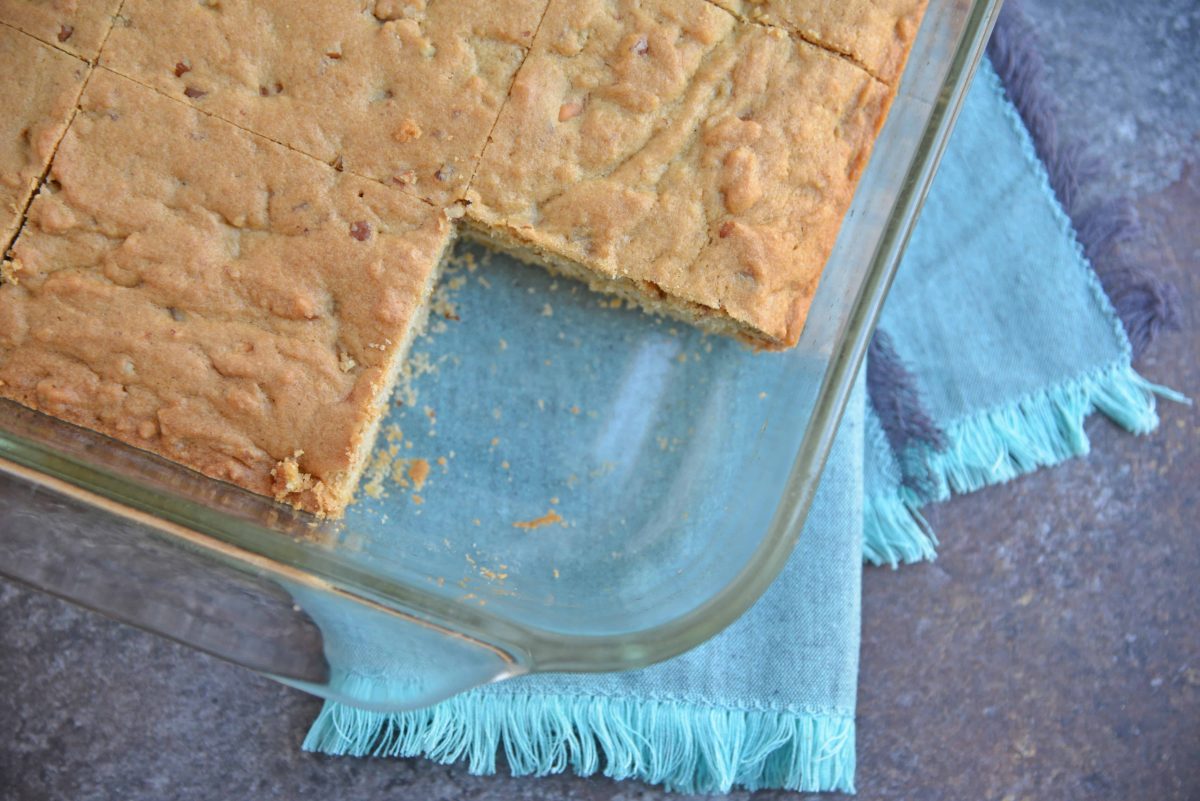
[[302, 51, 1177, 793], [861, 62, 1180, 567]]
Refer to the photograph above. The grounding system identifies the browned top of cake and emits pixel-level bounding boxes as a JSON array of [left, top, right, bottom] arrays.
[[467, 0, 891, 347], [0, 0, 123, 60], [710, 0, 929, 84], [0, 69, 452, 515], [0, 0, 926, 513], [0, 24, 87, 249], [100, 0, 549, 207]]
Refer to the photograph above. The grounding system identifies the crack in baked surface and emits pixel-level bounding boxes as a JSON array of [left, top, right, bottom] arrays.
[[99, 0, 548, 207], [704, 0, 929, 85]]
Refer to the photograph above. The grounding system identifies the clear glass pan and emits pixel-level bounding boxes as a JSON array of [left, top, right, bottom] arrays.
[[0, 0, 1002, 711]]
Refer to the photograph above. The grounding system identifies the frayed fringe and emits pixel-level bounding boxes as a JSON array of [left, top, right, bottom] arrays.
[[863, 487, 937, 568], [863, 362, 1184, 565], [304, 690, 856, 795], [923, 362, 1182, 500]]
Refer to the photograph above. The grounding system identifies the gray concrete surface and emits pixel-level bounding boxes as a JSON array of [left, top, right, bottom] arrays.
[[2, 1, 1197, 798]]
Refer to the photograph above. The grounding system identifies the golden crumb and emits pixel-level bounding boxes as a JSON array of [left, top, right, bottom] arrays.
[[479, 567, 509, 581], [395, 350, 438, 408], [513, 510, 564, 530], [429, 284, 459, 321], [270, 450, 312, 496], [406, 458, 430, 489]]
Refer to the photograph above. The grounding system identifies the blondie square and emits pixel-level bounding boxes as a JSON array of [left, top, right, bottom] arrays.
[[101, 0, 549, 206], [0, 69, 453, 515], [467, 0, 892, 348], [0, 0, 123, 60], [709, 0, 929, 84], [0, 24, 87, 249]]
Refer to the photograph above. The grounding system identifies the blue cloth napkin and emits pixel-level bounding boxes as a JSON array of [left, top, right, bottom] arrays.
[[861, 62, 1180, 567], [302, 43, 1178, 794]]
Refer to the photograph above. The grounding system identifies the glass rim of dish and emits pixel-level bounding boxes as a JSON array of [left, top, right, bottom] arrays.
[[0, 0, 1004, 680]]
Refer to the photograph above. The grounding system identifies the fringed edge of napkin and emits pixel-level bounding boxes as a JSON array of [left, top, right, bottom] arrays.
[[865, 358, 1183, 568], [861, 3, 1185, 567], [304, 691, 856, 795]]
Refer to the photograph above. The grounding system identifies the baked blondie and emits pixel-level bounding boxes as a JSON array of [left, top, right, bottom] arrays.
[[101, 0, 548, 206], [0, 70, 453, 515], [467, 0, 892, 348], [0, 0, 929, 512]]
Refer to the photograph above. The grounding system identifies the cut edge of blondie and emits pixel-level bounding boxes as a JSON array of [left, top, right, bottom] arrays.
[[461, 219, 784, 350], [273, 230, 457, 517]]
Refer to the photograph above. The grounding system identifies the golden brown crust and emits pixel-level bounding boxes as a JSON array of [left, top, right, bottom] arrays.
[[467, 0, 891, 347], [0, 0, 123, 60], [0, 70, 452, 515], [0, 24, 87, 249], [100, 0, 548, 207], [1, 0, 925, 512], [709, 0, 930, 85]]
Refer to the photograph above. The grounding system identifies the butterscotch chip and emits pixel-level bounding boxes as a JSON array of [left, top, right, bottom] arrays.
[[0, 70, 453, 515], [101, 0, 548, 206], [0, 0, 124, 59], [0, 25, 87, 249], [467, 0, 892, 348], [709, 0, 929, 84]]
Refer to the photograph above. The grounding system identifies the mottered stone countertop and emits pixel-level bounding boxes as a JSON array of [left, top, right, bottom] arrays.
[[1, 1, 1196, 798]]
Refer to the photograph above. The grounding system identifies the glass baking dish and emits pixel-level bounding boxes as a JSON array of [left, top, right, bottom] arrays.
[[0, 0, 1001, 711]]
